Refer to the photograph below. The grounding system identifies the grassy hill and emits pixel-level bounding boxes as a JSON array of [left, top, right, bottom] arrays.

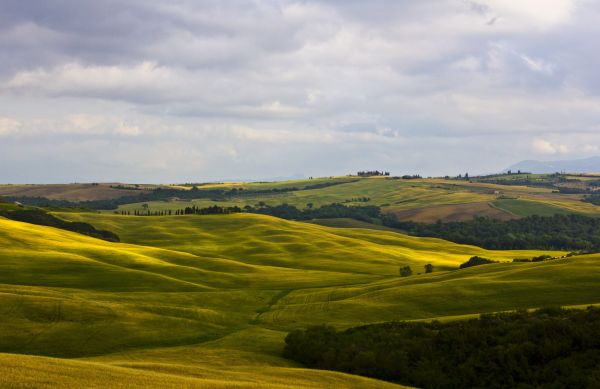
[[0, 350, 405, 388], [1, 212, 598, 387], [107, 177, 600, 222], [3, 176, 599, 223]]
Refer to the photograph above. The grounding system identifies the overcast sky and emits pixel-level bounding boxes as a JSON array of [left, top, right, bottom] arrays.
[[1, 0, 599, 183]]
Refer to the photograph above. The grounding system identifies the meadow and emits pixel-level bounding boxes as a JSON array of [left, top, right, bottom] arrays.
[[2, 175, 600, 387], [1, 210, 599, 387], [110, 176, 600, 222]]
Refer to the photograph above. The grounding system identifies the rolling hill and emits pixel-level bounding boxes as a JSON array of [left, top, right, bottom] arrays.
[[108, 176, 600, 223], [1, 212, 598, 387], [3, 175, 600, 224]]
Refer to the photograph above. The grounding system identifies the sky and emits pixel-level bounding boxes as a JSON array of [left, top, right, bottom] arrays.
[[1, 0, 599, 183]]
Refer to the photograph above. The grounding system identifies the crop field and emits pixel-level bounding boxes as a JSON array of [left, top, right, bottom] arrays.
[[110, 177, 600, 222], [391, 201, 517, 223], [1, 211, 598, 387], [112, 178, 497, 215], [490, 198, 575, 217], [0, 183, 159, 202]]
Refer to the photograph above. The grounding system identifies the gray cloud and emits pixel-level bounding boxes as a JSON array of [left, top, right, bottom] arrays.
[[1, 0, 599, 183]]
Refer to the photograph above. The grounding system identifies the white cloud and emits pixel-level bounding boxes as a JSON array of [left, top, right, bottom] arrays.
[[0, 117, 20, 136], [232, 125, 334, 144], [533, 139, 569, 154], [482, 0, 574, 30], [520, 55, 556, 74], [4, 61, 176, 103], [0, 0, 599, 182]]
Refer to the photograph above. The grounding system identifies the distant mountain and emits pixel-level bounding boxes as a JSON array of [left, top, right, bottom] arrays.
[[506, 156, 600, 174]]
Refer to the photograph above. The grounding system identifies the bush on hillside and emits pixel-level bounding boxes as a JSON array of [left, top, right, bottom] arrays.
[[459, 256, 497, 269], [399, 266, 412, 277]]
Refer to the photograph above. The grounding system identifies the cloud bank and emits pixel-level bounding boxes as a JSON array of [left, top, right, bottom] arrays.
[[1, 0, 599, 182]]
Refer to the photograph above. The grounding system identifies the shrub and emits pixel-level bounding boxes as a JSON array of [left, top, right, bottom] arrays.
[[459, 256, 496, 269], [399, 266, 413, 277]]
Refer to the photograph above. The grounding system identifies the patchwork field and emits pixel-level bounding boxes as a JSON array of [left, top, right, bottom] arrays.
[[4, 176, 598, 223], [109, 177, 600, 222], [1, 211, 598, 387], [392, 201, 517, 223], [0, 183, 157, 201]]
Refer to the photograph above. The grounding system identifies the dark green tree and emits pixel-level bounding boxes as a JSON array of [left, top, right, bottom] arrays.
[[399, 266, 412, 277]]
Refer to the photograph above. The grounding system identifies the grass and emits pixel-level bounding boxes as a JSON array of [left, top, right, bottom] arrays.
[[391, 201, 517, 222], [1, 212, 599, 387], [491, 198, 576, 217], [306, 218, 403, 231], [110, 177, 600, 221], [111, 178, 497, 215], [0, 350, 404, 388]]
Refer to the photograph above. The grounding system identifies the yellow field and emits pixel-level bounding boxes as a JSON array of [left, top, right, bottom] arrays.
[[1, 212, 599, 387]]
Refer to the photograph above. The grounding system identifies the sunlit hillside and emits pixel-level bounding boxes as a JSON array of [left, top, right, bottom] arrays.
[[1, 213, 598, 387], [109, 177, 600, 222]]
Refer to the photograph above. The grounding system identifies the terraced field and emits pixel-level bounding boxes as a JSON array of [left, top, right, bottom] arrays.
[[1, 212, 598, 387]]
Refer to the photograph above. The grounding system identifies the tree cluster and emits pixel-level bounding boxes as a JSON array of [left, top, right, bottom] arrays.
[[302, 180, 359, 190], [245, 203, 380, 222], [346, 197, 370, 203], [399, 266, 412, 277], [284, 307, 600, 389], [177, 205, 242, 215], [459, 256, 497, 269], [400, 174, 422, 179], [399, 264, 433, 277], [513, 254, 566, 263], [109, 184, 141, 190], [584, 193, 600, 205], [383, 214, 600, 251], [123, 205, 242, 216], [357, 171, 390, 177]]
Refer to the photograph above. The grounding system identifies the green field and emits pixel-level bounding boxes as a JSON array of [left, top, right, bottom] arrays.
[[109, 177, 600, 222], [1, 211, 599, 387], [491, 198, 576, 217]]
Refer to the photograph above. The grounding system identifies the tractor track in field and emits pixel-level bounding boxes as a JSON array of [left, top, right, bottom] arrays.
[[20, 301, 64, 350], [252, 289, 293, 324], [78, 304, 119, 352]]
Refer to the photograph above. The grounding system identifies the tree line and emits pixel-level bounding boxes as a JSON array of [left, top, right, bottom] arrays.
[[246, 203, 381, 222], [383, 213, 600, 252], [247, 204, 600, 252], [120, 205, 242, 216], [357, 171, 390, 177], [284, 307, 600, 388]]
